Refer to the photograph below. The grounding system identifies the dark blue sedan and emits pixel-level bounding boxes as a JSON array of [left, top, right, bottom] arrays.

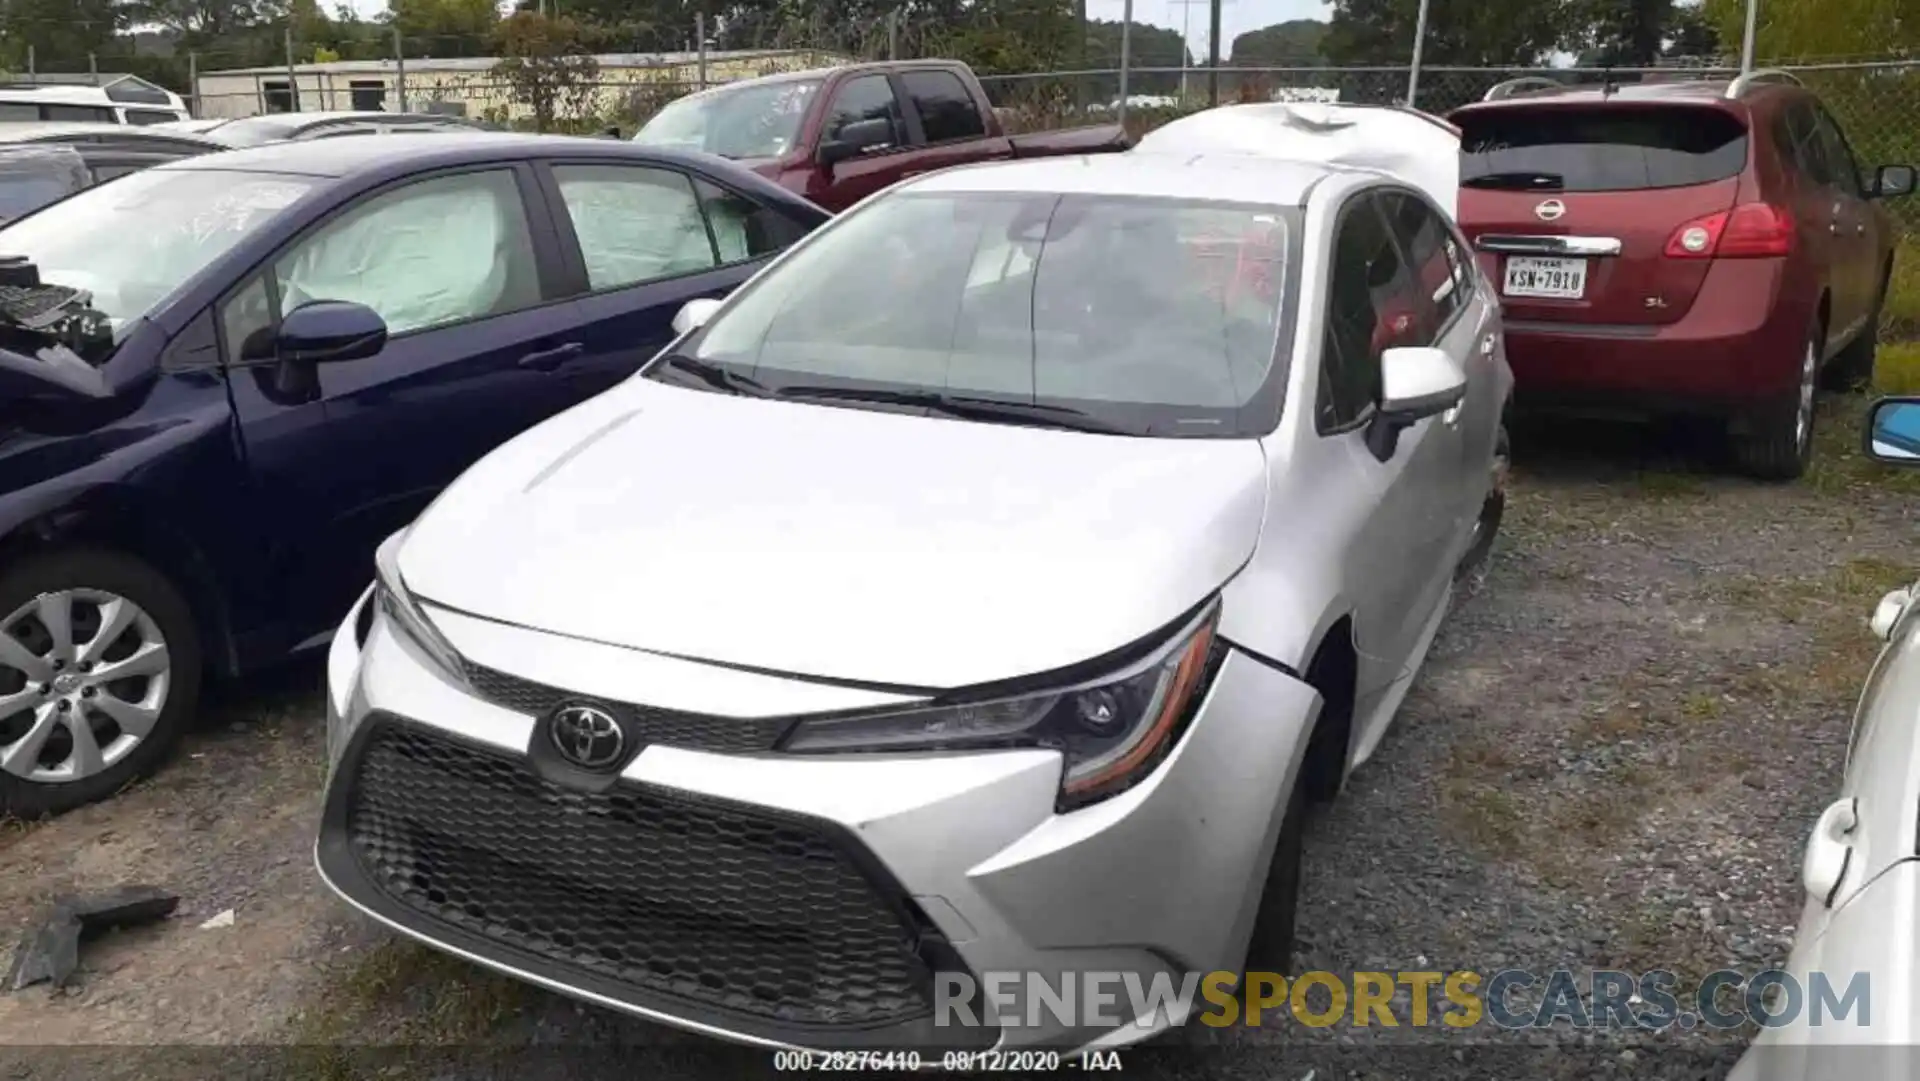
[[0, 133, 830, 815]]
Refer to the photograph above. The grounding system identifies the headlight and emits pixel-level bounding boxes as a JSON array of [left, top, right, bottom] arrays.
[[372, 529, 470, 688], [781, 602, 1221, 810]]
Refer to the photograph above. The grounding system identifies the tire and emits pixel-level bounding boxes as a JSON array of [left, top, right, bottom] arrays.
[[1826, 269, 1889, 392], [1240, 778, 1307, 976], [0, 549, 202, 818], [1455, 422, 1510, 584], [1730, 319, 1821, 482]]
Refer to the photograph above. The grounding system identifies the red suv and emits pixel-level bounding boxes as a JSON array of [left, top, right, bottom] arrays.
[[1450, 71, 1915, 479]]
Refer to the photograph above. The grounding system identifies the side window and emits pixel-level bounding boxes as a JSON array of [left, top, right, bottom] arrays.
[[1318, 195, 1418, 433], [553, 164, 717, 291], [900, 70, 986, 144], [42, 105, 116, 124], [219, 273, 278, 362], [89, 163, 147, 182], [0, 103, 37, 123], [273, 168, 542, 338], [694, 178, 809, 265], [823, 75, 903, 146], [1379, 190, 1465, 338], [1812, 105, 1864, 195], [1784, 101, 1836, 187], [125, 109, 180, 126]]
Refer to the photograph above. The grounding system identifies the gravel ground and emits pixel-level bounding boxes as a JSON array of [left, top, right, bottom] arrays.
[[0, 393, 1915, 1080]]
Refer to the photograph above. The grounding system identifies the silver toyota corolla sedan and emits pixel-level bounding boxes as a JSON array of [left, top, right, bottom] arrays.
[[316, 149, 1514, 1051]]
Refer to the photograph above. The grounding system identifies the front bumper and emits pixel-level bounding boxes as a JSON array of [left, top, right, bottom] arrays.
[[318, 589, 1319, 1051]]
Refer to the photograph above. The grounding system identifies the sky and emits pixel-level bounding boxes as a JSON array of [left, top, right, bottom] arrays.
[[340, 0, 1331, 59], [1088, 0, 1327, 60]]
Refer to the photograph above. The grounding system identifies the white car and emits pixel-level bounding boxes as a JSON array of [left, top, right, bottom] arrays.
[[315, 135, 1512, 1051], [1730, 396, 1920, 1079]]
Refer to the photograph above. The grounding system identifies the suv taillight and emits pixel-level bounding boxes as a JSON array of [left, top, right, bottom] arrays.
[[1664, 203, 1795, 259]]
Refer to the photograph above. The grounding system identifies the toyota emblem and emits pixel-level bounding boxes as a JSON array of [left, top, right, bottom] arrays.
[[547, 704, 626, 769], [1534, 199, 1567, 222]]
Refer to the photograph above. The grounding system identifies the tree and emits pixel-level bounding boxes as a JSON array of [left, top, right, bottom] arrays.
[[1662, 2, 1720, 58], [1322, 0, 1573, 66], [928, 0, 1080, 74], [390, 0, 501, 54], [1699, 0, 1913, 61], [490, 12, 602, 131], [1084, 18, 1189, 96], [1230, 19, 1328, 65], [0, 0, 133, 70], [1571, 0, 1671, 65]]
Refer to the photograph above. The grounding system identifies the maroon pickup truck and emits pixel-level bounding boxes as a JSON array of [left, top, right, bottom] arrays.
[[631, 60, 1131, 212]]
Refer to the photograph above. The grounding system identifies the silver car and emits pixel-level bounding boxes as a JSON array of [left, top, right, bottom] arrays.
[[316, 149, 1513, 1050], [1730, 397, 1920, 1080]]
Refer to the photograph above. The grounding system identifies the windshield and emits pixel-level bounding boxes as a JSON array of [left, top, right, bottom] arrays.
[[0, 167, 316, 334], [662, 191, 1295, 436], [632, 79, 822, 159]]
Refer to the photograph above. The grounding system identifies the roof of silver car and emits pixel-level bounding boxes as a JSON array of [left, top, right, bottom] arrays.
[[905, 152, 1345, 206]]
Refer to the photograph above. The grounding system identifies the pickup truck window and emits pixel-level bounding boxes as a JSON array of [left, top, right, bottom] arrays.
[[900, 70, 986, 143], [825, 75, 904, 147], [678, 190, 1295, 437], [632, 79, 822, 160]]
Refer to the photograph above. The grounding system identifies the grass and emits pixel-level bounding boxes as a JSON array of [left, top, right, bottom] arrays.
[[1877, 340, 1920, 395], [1884, 238, 1920, 344], [288, 939, 530, 1080]]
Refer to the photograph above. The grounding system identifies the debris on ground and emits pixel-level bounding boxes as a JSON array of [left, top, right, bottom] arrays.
[[199, 909, 236, 930], [4, 885, 179, 991]]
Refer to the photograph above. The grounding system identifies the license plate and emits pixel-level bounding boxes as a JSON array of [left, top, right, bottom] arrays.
[[1503, 256, 1587, 299]]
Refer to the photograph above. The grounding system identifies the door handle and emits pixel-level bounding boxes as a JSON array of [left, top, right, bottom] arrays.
[[517, 342, 584, 372]]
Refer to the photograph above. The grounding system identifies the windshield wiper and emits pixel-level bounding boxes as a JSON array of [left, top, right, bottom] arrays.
[[774, 385, 1137, 435], [653, 354, 773, 397], [1462, 170, 1565, 191]]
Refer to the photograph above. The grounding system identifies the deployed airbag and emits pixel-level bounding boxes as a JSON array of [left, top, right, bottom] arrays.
[[554, 168, 718, 289], [274, 176, 511, 335]]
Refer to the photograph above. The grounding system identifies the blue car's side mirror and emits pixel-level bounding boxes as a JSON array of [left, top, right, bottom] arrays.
[[277, 300, 387, 366], [1866, 396, 1920, 464]]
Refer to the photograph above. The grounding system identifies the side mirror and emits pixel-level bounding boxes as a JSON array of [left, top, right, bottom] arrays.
[[277, 300, 387, 365], [1380, 346, 1467, 418], [1365, 346, 1467, 461], [1871, 587, 1912, 640], [817, 117, 895, 168], [1866, 396, 1920, 464], [1873, 164, 1916, 199], [672, 297, 723, 336]]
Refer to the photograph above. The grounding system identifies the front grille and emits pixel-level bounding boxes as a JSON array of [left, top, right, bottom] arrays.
[[340, 719, 939, 1031], [461, 661, 792, 754]]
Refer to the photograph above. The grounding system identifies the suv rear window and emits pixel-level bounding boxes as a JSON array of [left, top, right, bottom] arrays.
[[1458, 106, 1748, 193]]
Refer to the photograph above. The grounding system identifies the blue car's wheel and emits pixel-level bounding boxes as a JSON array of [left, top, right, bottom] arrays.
[[0, 550, 201, 818]]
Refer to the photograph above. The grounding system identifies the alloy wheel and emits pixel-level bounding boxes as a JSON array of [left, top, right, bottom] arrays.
[[0, 589, 172, 784], [1795, 340, 1818, 450]]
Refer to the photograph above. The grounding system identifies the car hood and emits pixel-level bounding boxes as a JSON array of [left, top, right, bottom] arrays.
[[400, 381, 1269, 691]]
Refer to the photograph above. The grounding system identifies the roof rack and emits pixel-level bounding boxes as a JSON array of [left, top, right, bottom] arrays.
[[1482, 76, 1566, 101], [1726, 68, 1803, 97]]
